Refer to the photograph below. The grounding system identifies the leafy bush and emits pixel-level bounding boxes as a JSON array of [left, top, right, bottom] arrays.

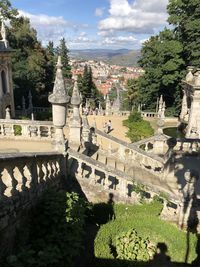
[[115, 229, 156, 261], [123, 112, 154, 142], [14, 125, 22, 135], [4, 190, 88, 267], [94, 202, 197, 265]]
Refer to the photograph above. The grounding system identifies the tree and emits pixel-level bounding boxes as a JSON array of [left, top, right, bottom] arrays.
[[138, 29, 185, 115], [0, 0, 18, 21], [45, 41, 56, 93], [8, 16, 51, 107], [126, 78, 139, 108], [168, 0, 200, 66], [58, 38, 71, 79], [77, 65, 104, 106]]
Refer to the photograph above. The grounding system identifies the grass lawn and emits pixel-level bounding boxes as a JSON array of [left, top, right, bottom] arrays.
[[94, 202, 197, 264]]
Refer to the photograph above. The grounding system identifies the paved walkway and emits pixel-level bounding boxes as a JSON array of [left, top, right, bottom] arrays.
[[87, 115, 130, 143]]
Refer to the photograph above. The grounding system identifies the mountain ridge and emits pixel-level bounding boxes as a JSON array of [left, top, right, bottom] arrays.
[[70, 49, 141, 67]]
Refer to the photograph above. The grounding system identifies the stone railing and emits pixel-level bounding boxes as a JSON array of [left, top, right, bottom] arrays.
[[141, 111, 158, 118], [133, 134, 200, 154], [68, 148, 178, 203], [108, 110, 131, 116], [174, 138, 200, 153], [0, 119, 55, 140], [0, 152, 66, 255], [95, 129, 164, 174], [68, 148, 140, 202]]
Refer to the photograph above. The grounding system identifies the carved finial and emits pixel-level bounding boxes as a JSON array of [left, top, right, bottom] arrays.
[[71, 80, 81, 106], [186, 66, 194, 83], [48, 55, 70, 104]]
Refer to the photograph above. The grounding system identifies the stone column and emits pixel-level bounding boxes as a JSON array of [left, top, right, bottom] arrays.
[[48, 56, 70, 152], [185, 70, 200, 138], [180, 90, 188, 121]]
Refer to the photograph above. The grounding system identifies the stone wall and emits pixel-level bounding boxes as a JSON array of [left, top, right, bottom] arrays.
[[0, 152, 66, 256]]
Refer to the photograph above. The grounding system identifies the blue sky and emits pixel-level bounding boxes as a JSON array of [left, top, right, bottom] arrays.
[[11, 0, 169, 50]]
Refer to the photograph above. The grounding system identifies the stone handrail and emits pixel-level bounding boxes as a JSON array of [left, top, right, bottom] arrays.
[[68, 148, 178, 202], [95, 129, 164, 167], [0, 119, 55, 140], [174, 137, 200, 152], [141, 111, 158, 118]]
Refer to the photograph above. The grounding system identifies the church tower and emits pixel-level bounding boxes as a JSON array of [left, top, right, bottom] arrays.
[[0, 21, 15, 118]]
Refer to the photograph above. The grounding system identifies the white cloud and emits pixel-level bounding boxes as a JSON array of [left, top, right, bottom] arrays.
[[95, 7, 104, 17], [102, 35, 137, 46], [18, 10, 87, 46], [98, 0, 168, 34], [19, 10, 71, 27]]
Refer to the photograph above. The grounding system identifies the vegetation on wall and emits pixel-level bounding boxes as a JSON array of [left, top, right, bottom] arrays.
[[4, 190, 89, 267]]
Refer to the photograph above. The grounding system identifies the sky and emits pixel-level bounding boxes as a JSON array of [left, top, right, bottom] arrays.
[[11, 0, 169, 50]]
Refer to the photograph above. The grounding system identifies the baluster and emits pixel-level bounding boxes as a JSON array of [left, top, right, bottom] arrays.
[[77, 160, 83, 178], [104, 173, 110, 189], [23, 164, 32, 188], [13, 166, 23, 192], [1, 168, 13, 197], [47, 126, 51, 139], [119, 177, 128, 198], [37, 126, 41, 137], [89, 167, 96, 184]]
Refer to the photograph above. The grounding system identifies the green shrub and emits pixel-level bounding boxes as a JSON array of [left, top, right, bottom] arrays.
[[14, 125, 22, 135], [123, 112, 154, 142], [115, 229, 156, 261], [4, 190, 88, 267]]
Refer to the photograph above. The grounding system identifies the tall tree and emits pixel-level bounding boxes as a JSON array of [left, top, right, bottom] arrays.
[[58, 38, 72, 79], [8, 17, 50, 107], [45, 41, 56, 93], [168, 0, 200, 66], [138, 29, 185, 115], [77, 65, 103, 105]]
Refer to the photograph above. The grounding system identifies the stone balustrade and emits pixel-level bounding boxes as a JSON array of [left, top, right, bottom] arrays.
[[68, 148, 139, 202], [95, 129, 164, 173], [174, 138, 200, 153], [68, 148, 178, 204], [0, 119, 55, 140], [141, 111, 158, 118], [0, 152, 66, 254]]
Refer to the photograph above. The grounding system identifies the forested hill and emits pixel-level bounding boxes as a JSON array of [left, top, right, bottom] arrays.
[[70, 49, 141, 66]]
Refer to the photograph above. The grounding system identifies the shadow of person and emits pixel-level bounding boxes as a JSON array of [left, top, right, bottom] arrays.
[[149, 243, 174, 267], [107, 193, 116, 220]]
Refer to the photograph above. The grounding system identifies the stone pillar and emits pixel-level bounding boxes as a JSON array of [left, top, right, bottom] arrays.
[[105, 94, 111, 116], [69, 80, 82, 146], [28, 90, 33, 114], [185, 70, 200, 138], [157, 95, 163, 118], [180, 90, 188, 121], [48, 56, 70, 152]]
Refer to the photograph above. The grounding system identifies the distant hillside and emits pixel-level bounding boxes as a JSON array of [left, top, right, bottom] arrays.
[[70, 49, 141, 67], [108, 50, 141, 67]]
